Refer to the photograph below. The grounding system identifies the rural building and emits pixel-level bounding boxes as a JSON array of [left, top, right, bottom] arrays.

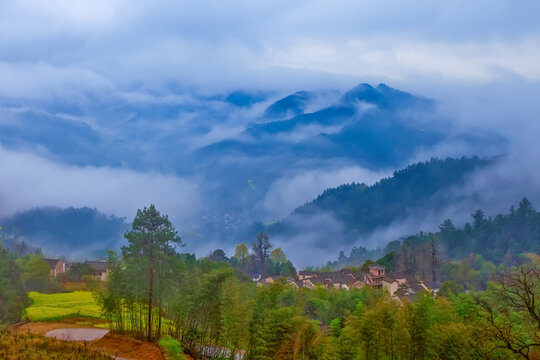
[[365, 264, 386, 289], [298, 271, 317, 280], [261, 265, 431, 301], [86, 260, 109, 281], [382, 275, 399, 295], [43, 258, 66, 278]]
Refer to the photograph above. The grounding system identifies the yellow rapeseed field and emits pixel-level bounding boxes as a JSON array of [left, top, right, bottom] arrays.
[[25, 291, 103, 321]]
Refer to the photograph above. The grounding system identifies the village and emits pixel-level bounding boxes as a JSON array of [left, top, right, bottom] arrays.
[[253, 264, 434, 301], [43, 258, 109, 281], [44, 257, 432, 301]]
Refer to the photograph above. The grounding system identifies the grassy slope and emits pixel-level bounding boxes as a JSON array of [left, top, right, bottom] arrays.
[[25, 291, 102, 321]]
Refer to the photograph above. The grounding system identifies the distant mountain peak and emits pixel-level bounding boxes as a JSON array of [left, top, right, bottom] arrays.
[[225, 90, 268, 107], [340, 83, 381, 105], [263, 90, 313, 119], [340, 83, 431, 110]]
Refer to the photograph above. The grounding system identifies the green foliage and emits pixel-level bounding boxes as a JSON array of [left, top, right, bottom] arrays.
[[270, 248, 287, 264], [65, 262, 98, 282], [473, 266, 540, 359], [437, 197, 540, 264], [438, 280, 465, 298], [97, 206, 540, 359], [16, 254, 52, 292], [0, 242, 28, 324], [159, 335, 186, 360], [375, 251, 398, 271], [233, 243, 249, 263], [120, 204, 183, 341]]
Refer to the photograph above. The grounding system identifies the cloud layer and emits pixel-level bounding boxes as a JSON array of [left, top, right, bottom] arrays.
[[1, 0, 539, 99], [0, 146, 202, 223]]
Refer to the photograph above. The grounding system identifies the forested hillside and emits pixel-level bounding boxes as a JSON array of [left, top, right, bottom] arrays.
[[0, 207, 128, 258], [269, 157, 492, 238], [326, 198, 540, 291]]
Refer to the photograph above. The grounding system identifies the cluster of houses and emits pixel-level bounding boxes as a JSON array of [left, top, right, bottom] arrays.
[[43, 259, 430, 301], [43, 258, 109, 281], [254, 264, 432, 301]]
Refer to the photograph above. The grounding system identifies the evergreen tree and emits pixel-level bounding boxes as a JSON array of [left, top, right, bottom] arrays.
[[122, 204, 183, 341]]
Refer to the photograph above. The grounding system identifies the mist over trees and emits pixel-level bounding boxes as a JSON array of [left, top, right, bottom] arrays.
[[0, 207, 128, 258], [327, 198, 540, 289], [269, 157, 492, 242]]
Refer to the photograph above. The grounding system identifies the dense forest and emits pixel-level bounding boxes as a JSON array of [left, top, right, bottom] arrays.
[[269, 157, 493, 238]]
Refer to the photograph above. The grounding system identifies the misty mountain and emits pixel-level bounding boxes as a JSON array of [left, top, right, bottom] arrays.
[[199, 83, 443, 168], [266, 157, 493, 244], [263, 91, 314, 119], [225, 90, 269, 107], [0, 207, 128, 259], [0, 82, 502, 248]]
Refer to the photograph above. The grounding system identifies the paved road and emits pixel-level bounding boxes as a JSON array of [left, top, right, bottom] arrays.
[[45, 328, 110, 341]]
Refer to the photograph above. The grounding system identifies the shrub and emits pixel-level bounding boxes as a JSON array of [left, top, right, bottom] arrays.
[[158, 335, 186, 360]]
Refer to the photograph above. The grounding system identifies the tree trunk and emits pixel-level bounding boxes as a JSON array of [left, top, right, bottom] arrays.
[[157, 300, 162, 339], [431, 239, 437, 282], [148, 249, 154, 341]]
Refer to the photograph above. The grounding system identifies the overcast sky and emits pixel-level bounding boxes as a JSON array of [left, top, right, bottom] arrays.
[[1, 0, 539, 98]]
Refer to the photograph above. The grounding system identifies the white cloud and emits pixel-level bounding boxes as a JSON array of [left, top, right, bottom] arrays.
[[257, 166, 389, 220], [0, 145, 202, 224], [266, 38, 540, 83], [0, 62, 113, 102], [0, 0, 538, 98]]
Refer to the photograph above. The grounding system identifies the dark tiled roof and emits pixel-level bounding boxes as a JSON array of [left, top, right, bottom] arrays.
[[43, 258, 62, 269], [309, 276, 327, 285], [352, 271, 368, 281], [86, 260, 108, 272], [410, 282, 428, 293], [245, 271, 261, 280], [423, 281, 441, 289], [388, 272, 408, 279], [369, 264, 385, 270], [394, 288, 415, 302], [309, 271, 355, 286], [299, 271, 318, 275]]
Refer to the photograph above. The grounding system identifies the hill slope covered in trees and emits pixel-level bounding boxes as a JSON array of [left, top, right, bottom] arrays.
[[0, 207, 128, 258], [268, 157, 493, 241]]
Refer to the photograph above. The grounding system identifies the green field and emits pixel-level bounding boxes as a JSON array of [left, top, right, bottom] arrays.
[[25, 291, 103, 321]]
